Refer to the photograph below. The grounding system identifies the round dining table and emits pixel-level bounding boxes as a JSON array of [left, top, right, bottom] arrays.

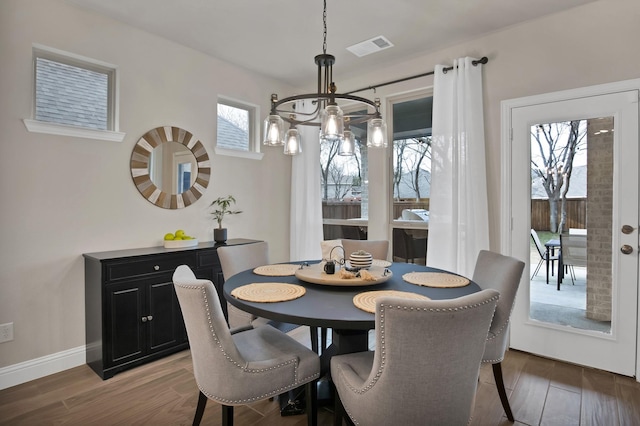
[[223, 261, 481, 358]]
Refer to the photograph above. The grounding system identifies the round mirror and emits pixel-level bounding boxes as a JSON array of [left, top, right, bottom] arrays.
[[131, 126, 210, 209]]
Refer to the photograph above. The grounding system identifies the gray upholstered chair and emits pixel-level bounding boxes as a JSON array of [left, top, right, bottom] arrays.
[[341, 239, 389, 260], [217, 241, 270, 329], [472, 250, 525, 422], [331, 289, 500, 425], [172, 265, 320, 426]]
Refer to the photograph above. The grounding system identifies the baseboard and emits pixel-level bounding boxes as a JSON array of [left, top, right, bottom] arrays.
[[0, 345, 86, 390]]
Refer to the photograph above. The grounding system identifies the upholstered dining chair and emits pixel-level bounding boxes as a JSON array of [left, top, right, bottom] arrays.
[[217, 241, 270, 329], [331, 289, 500, 426], [472, 250, 525, 422], [341, 239, 389, 260], [172, 265, 320, 426]]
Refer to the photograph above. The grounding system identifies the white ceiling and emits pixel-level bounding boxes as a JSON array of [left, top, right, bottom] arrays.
[[65, 0, 597, 88]]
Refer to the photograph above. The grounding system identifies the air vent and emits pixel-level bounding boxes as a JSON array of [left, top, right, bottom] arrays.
[[347, 35, 394, 58]]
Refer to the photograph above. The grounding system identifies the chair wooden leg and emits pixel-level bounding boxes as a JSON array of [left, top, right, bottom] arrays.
[[492, 362, 514, 422], [306, 380, 318, 426], [310, 327, 319, 354], [333, 388, 344, 426], [320, 327, 328, 354], [193, 391, 207, 426], [222, 405, 234, 426]]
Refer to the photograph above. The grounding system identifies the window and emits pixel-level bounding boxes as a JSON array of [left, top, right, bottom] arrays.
[[215, 97, 262, 159], [390, 91, 433, 265], [321, 108, 370, 240], [24, 45, 124, 142]]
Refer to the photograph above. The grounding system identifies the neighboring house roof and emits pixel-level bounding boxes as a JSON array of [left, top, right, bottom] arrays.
[[217, 116, 248, 150], [35, 58, 108, 130], [531, 165, 587, 199]]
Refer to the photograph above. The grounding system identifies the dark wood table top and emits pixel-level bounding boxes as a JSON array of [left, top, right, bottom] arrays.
[[223, 261, 481, 330]]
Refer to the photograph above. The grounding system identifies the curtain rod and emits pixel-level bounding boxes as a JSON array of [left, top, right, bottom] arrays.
[[345, 56, 488, 95]]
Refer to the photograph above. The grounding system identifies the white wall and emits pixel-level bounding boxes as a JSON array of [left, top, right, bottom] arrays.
[[0, 0, 295, 369], [1, 0, 639, 378], [340, 0, 640, 250]]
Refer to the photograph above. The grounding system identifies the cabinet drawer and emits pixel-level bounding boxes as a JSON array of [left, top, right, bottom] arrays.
[[196, 249, 219, 269], [106, 253, 196, 282]]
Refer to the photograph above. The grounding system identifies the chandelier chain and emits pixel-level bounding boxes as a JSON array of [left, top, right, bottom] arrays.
[[322, 0, 327, 54]]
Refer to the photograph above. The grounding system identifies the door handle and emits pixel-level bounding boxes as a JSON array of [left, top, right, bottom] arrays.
[[621, 225, 636, 234], [620, 245, 633, 255]]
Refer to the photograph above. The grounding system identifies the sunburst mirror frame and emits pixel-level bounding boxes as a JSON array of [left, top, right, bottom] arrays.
[[130, 126, 210, 209]]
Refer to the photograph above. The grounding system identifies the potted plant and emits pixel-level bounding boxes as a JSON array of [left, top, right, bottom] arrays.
[[210, 195, 242, 243]]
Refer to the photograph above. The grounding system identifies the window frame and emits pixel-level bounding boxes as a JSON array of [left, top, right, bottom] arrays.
[[23, 44, 124, 142], [215, 95, 263, 160]]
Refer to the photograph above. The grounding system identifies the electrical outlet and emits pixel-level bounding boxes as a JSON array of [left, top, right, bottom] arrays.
[[0, 323, 14, 343]]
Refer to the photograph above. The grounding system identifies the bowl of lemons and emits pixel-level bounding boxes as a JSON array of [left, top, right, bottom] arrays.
[[163, 229, 198, 248]]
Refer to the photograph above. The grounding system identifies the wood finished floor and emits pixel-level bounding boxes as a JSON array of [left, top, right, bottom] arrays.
[[1, 326, 639, 425]]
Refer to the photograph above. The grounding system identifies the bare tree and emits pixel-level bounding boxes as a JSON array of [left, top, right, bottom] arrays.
[[407, 137, 431, 199], [531, 120, 586, 233], [320, 139, 340, 200], [393, 137, 431, 199], [393, 140, 407, 199], [329, 163, 352, 200], [217, 104, 248, 131]]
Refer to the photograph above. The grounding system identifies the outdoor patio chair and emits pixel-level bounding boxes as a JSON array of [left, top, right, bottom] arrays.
[[531, 229, 560, 283], [558, 233, 587, 287]]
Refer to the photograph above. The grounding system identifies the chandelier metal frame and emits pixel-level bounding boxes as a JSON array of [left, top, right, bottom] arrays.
[[264, 0, 386, 154]]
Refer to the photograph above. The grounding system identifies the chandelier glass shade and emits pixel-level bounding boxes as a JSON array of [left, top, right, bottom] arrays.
[[284, 126, 302, 155], [367, 118, 388, 148], [263, 0, 387, 155], [339, 128, 356, 156], [263, 114, 285, 146]]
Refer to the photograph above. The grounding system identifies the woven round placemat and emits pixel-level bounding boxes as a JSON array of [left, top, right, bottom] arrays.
[[353, 290, 430, 313], [372, 259, 392, 267], [231, 283, 306, 303], [253, 264, 299, 277], [402, 272, 470, 288]]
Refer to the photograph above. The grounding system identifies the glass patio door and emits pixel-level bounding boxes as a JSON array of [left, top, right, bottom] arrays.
[[505, 84, 639, 376]]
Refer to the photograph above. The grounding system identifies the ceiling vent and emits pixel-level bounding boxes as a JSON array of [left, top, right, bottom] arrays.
[[347, 35, 394, 57]]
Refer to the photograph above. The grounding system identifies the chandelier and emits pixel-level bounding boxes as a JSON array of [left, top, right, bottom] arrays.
[[263, 0, 388, 156]]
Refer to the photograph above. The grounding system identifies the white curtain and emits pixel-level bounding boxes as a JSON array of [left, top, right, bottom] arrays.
[[290, 100, 324, 261], [426, 57, 489, 276]]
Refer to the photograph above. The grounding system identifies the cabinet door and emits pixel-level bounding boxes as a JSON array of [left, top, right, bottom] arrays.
[[195, 253, 227, 321], [105, 282, 145, 367], [147, 279, 185, 351]]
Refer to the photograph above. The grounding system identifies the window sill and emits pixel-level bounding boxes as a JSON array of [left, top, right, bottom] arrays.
[[214, 147, 264, 160], [23, 119, 126, 142]]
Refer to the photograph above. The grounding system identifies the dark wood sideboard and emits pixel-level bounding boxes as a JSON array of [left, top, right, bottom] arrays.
[[83, 239, 260, 379]]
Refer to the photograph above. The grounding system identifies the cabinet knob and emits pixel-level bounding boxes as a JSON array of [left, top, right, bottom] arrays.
[[147, 315, 153, 321], [154, 265, 160, 271], [141, 316, 147, 322]]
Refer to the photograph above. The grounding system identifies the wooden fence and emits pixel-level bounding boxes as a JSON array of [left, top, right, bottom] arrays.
[[323, 198, 585, 233], [531, 198, 586, 231], [322, 199, 430, 220]]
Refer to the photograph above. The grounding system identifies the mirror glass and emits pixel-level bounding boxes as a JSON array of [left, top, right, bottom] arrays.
[[131, 126, 210, 209], [149, 141, 197, 194]]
